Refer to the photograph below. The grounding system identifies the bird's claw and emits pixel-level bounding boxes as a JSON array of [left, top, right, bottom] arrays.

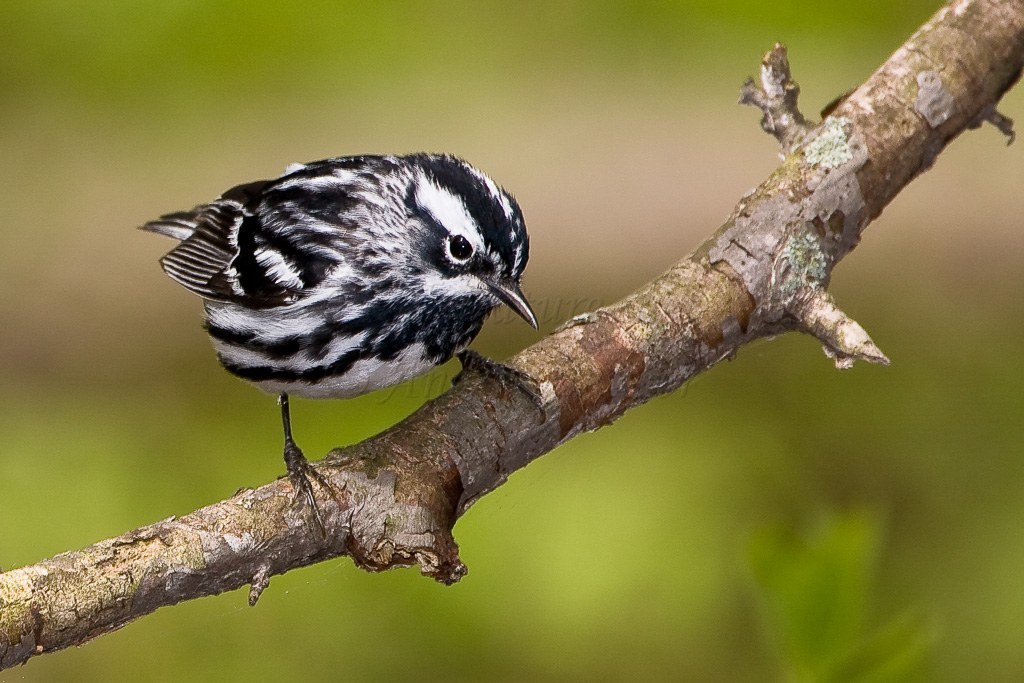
[[283, 440, 330, 539], [454, 349, 542, 405]]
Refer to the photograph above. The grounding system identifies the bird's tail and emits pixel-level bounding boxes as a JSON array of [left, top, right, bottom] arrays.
[[140, 209, 203, 242]]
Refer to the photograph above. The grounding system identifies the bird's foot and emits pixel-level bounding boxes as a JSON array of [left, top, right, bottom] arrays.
[[454, 349, 542, 405], [283, 440, 332, 539]]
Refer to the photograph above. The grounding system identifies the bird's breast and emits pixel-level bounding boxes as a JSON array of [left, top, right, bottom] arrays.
[[248, 342, 438, 399]]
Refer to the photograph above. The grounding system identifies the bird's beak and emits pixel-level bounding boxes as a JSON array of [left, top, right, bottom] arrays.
[[485, 278, 538, 329]]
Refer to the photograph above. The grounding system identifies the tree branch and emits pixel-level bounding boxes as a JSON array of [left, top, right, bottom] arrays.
[[738, 43, 815, 157], [2, 0, 1022, 669]]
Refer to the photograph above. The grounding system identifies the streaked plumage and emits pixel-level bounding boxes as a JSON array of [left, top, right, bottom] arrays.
[[143, 153, 536, 532]]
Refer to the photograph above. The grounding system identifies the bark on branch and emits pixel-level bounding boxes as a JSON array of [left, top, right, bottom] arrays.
[[2, 0, 1022, 669]]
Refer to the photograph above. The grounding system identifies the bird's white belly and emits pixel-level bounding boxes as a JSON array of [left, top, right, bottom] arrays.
[[252, 342, 438, 399]]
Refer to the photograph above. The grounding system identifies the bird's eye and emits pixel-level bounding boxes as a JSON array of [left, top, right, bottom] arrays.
[[447, 235, 474, 262]]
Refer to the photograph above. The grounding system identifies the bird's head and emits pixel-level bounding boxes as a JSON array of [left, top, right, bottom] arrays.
[[402, 154, 536, 329]]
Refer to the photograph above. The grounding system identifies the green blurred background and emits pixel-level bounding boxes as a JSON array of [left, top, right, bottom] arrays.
[[1, 1, 1022, 681]]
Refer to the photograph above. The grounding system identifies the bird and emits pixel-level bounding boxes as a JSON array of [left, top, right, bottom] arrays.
[[142, 153, 537, 534]]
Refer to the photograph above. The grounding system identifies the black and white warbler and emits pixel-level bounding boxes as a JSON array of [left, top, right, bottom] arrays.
[[142, 153, 537, 532]]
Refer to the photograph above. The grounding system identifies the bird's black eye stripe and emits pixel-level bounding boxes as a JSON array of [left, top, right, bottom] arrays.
[[447, 234, 473, 261]]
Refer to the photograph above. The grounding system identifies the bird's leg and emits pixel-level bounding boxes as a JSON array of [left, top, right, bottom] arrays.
[[454, 349, 542, 404], [279, 393, 331, 538]]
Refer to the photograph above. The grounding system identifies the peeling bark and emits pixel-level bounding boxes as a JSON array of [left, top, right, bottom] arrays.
[[2, 0, 1022, 670]]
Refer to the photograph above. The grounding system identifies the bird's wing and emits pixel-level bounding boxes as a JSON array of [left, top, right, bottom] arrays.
[[142, 178, 338, 308]]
